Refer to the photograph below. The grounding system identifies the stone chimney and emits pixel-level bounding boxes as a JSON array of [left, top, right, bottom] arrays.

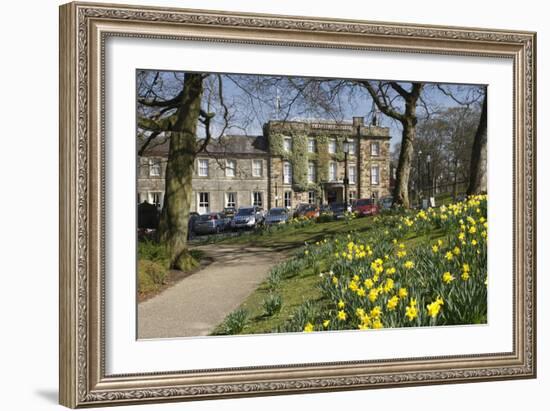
[[352, 116, 364, 127]]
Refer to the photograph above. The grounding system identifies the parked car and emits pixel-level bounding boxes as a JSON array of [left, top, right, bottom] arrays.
[[379, 196, 393, 210], [293, 203, 310, 218], [303, 205, 320, 219], [353, 198, 380, 217], [264, 207, 290, 225], [187, 211, 200, 239], [193, 212, 228, 235], [330, 202, 349, 220], [223, 207, 237, 219], [231, 206, 264, 229]]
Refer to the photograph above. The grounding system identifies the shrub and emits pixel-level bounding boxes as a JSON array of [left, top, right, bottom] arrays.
[[138, 240, 169, 266], [138, 260, 168, 294], [317, 213, 333, 223], [221, 308, 249, 335], [262, 293, 283, 316]]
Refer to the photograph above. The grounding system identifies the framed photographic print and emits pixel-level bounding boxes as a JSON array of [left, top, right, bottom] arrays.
[[59, 1, 537, 408]]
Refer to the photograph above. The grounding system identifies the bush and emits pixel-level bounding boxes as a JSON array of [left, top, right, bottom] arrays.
[[221, 308, 249, 335], [262, 293, 283, 316], [316, 213, 334, 223], [138, 240, 169, 265], [138, 260, 168, 294]]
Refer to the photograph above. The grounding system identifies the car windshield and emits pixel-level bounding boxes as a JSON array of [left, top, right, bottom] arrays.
[[236, 208, 254, 216], [198, 214, 215, 221], [356, 199, 373, 206], [330, 203, 346, 210], [268, 208, 286, 216]]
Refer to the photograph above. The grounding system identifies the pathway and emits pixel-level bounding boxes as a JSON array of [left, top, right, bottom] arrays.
[[137, 244, 286, 339]]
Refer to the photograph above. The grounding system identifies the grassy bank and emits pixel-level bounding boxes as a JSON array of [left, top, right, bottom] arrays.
[[214, 195, 487, 335], [138, 241, 204, 298]]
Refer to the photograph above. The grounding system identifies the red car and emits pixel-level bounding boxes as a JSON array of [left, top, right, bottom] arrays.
[[352, 198, 379, 216]]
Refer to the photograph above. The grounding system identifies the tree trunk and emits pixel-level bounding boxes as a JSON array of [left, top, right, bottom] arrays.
[[467, 91, 487, 195], [158, 73, 204, 270], [393, 120, 415, 208]]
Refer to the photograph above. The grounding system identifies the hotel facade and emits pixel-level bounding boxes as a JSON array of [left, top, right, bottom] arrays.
[[138, 117, 392, 214]]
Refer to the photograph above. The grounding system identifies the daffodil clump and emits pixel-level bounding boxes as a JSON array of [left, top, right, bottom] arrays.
[[299, 195, 488, 333]]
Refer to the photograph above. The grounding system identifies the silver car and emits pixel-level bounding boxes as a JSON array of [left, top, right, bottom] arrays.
[[193, 213, 228, 235], [264, 207, 290, 225], [231, 206, 263, 229]]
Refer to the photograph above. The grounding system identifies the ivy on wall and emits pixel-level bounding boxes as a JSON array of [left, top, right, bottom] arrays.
[[270, 133, 348, 193]]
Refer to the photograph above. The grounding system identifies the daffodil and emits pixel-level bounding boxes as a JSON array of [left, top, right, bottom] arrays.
[[304, 322, 314, 332], [337, 310, 347, 321], [337, 299, 345, 309], [403, 260, 414, 270], [387, 295, 399, 311], [442, 272, 455, 284], [405, 299, 418, 321], [398, 288, 408, 299], [427, 297, 444, 318]]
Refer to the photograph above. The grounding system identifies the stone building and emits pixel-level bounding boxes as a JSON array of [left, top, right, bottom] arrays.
[[138, 117, 391, 214]]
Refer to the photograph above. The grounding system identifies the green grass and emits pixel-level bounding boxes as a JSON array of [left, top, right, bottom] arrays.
[[219, 216, 376, 251], [213, 218, 448, 335], [137, 241, 204, 295], [211, 262, 326, 335]]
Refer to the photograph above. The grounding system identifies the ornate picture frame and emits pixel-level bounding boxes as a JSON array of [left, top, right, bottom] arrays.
[[59, 1, 536, 407]]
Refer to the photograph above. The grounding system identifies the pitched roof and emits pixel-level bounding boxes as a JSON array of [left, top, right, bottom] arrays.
[[139, 134, 268, 157]]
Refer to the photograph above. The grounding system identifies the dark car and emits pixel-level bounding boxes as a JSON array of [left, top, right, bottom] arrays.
[[330, 202, 349, 220], [293, 203, 310, 218], [193, 212, 228, 235], [352, 198, 380, 217], [223, 207, 237, 219], [379, 196, 393, 210], [187, 211, 200, 239], [264, 207, 290, 225], [231, 206, 264, 229]]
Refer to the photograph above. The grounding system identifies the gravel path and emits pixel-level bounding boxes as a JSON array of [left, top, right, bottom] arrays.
[[137, 244, 286, 339]]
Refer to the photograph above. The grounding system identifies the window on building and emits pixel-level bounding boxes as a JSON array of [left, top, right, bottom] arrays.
[[307, 138, 316, 153], [137, 192, 143, 204], [283, 161, 292, 184], [348, 140, 356, 155], [372, 191, 379, 200], [149, 192, 162, 208], [349, 191, 357, 202], [371, 165, 380, 185], [198, 192, 210, 214], [329, 162, 337, 181], [253, 191, 263, 207], [226, 192, 236, 208], [149, 158, 161, 177], [283, 137, 292, 152], [348, 164, 356, 184], [328, 138, 337, 154], [371, 142, 380, 156], [225, 159, 236, 177], [308, 161, 316, 183], [198, 159, 209, 177], [252, 159, 263, 177], [284, 191, 292, 208], [308, 190, 316, 204]]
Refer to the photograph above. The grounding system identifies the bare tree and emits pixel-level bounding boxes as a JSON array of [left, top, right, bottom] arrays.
[[359, 81, 424, 208], [467, 91, 487, 195], [138, 71, 234, 270]]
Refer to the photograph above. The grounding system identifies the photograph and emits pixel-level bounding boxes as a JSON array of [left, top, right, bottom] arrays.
[[136, 70, 488, 339]]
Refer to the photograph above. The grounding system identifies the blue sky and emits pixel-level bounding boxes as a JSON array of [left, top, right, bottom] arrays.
[[138, 70, 484, 149]]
